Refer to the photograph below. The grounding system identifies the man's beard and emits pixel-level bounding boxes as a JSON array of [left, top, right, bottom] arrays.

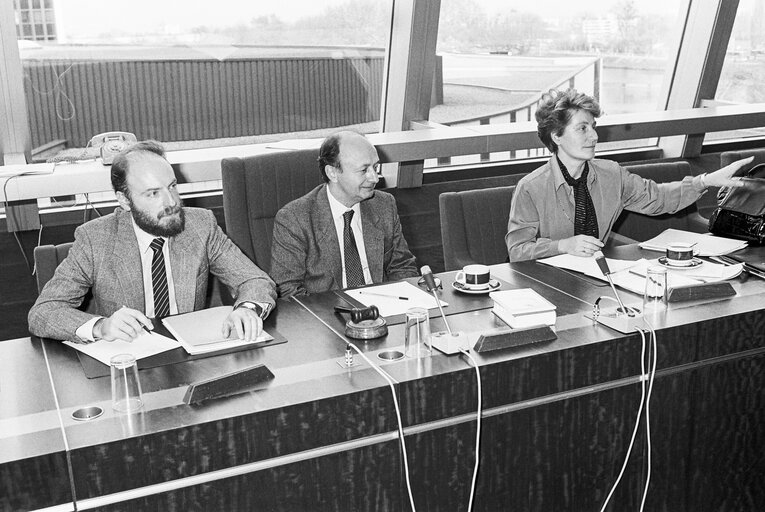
[[130, 201, 185, 237]]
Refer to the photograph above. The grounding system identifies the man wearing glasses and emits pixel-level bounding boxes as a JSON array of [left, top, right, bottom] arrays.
[[270, 130, 418, 298]]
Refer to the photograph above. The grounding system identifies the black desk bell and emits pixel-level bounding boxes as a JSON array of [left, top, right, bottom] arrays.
[[334, 304, 388, 340]]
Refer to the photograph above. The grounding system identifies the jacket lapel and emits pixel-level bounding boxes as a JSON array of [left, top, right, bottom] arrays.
[[313, 186, 343, 288], [361, 199, 384, 282], [113, 209, 145, 311], [169, 218, 196, 313]]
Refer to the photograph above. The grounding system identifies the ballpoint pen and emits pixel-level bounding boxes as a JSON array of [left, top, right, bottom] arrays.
[[357, 291, 409, 300]]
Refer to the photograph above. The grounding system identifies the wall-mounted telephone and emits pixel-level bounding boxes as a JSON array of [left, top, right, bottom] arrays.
[[89, 131, 137, 165]]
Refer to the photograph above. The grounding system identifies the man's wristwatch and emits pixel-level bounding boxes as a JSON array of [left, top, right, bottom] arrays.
[[235, 301, 268, 320]]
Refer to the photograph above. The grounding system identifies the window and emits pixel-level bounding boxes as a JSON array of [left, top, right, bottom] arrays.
[[16, 0, 393, 161], [705, 0, 765, 143], [427, 0, 690, 168]]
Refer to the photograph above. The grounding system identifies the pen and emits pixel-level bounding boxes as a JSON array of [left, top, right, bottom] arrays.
[[358, 291, 409, 300]]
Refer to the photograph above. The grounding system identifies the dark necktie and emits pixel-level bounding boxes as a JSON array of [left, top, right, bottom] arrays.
[[558, 157, 599, 238], [343, 210, 365, 288], [149, 238, 171, 319]]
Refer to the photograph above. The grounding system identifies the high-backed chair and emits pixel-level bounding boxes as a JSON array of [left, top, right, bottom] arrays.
[[33, 243, 73, 293], [612, 161, 708, 241], [221, 149, 322, 274], [720, 148, 765, 169], [439, 186, 515, 271]]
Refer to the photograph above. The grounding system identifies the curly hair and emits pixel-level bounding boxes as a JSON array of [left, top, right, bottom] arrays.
[[535, 89, 602, 153]]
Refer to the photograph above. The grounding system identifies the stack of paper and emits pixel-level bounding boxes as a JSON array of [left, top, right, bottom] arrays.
[[63, 330, 178, 366], [539, 254, 742, 297], [162, 306, 274, 355], [489, 288, 557, 329], [346, 282, 447, 317], [639, 228, 747, 256]]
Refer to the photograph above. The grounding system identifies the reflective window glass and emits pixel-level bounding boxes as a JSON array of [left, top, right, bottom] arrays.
[[706, 0, 765, 143], [428, 0, 689, 168], [15, 0, 392, 161]]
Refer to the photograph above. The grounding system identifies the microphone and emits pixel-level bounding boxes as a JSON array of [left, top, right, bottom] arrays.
[[420, 265, 439, 293], [594, 252, 632, 316], [590, 252, 644, 333], [421, 265, 470, 354]]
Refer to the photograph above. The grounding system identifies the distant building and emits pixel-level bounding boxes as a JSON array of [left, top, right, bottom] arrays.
[[582, 17, 617, 47], [14, 0, 57, 42]]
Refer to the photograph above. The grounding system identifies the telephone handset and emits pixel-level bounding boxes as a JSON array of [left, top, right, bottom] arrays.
[[89, 131, 137, 165]]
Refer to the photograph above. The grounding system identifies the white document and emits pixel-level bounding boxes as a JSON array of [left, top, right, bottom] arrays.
[[638, 228, 747, 257], [539, 253, 639, 278], [539, 254, 742, 296], [346, 281, 448, 318], [63, 331, 179, 366]]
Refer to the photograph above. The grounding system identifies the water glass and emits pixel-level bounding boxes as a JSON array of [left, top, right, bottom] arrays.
[[404, 307, 432, 358], [643, 265, 668, 313], [110, 353, 144, 413]]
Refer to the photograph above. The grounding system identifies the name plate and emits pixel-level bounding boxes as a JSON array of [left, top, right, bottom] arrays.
[[183, 364, 275, 405], [473, 325, 557, 353], [667, 282, 736, 303]]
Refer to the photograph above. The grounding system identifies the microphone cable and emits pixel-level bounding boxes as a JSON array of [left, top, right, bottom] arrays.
[[459, 347, 482, 512], [599, 326, 649, 512], [340, 339, 418, 512], [639, 321, 658, 512]]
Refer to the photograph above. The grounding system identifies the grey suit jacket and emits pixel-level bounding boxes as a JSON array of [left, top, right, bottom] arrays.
[[28, 207, 276, 341], [270, 185, 418, 298]]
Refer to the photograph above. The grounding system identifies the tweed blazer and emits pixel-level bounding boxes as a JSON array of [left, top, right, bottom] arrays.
[[270, 185, 418, 298], [28, 207, 276, 342]]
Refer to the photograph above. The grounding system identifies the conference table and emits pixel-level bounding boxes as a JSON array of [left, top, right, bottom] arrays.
[[2, 245, 764, 511]]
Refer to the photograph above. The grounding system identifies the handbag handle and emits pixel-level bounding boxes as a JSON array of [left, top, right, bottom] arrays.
[[745, 163, 765, 179]]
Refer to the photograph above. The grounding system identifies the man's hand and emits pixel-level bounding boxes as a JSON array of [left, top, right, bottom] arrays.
[[94, 307, 153, 343], [558, 234, 604, 257], [704, 156, 754, 188], [223, 307, 263, 342]]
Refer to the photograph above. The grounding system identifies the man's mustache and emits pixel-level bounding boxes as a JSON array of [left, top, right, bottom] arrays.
[[158, 205, 182, 218]]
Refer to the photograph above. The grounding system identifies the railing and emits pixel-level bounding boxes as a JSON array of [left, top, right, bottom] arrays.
[[429, 57, 601, 166]]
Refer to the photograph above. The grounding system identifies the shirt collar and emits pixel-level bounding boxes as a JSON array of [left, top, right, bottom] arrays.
[[326, 186, 361, 220], [130, 217, 168, 255], [551, 155, 598, 191]]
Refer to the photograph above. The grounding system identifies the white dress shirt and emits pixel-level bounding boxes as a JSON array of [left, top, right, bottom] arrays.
[[326, 187, 373, 288], [75, 219, 179, 341]]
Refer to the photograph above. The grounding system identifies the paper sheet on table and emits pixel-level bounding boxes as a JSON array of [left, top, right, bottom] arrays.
[[539, 254, 742, 296], [638, 228, 747, 256], [345, 282, 448, 317], [63, 330, 179, 367], [539, 253, 639, 278]]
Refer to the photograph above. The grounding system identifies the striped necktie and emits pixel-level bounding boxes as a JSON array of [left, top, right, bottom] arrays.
[[149, 238, 170, 319], [343, 210, 365, 288]]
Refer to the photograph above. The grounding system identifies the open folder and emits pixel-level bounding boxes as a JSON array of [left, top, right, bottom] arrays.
[[162, 306, 274, 355]]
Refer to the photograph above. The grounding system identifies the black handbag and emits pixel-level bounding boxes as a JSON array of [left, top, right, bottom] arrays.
[[708, 163, 765, 245]]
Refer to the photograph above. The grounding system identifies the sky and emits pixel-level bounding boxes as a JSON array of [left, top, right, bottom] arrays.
[[54, 0, 687, 39]]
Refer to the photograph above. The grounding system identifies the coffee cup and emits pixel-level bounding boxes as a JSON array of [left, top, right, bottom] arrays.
[[455, 264, 491, 289], [666, 243, 696, 266]]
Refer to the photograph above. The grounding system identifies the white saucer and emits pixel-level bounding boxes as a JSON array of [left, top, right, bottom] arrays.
[[658, 256, 703, 269], [452, 279, 501, 294]]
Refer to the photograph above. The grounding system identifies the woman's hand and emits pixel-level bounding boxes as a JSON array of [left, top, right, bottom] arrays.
[[703, 156, 754, 188], [559, 235, 604, 257]]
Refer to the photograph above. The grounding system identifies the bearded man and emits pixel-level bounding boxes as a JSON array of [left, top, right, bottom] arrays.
[[28, 141, 276, 343]]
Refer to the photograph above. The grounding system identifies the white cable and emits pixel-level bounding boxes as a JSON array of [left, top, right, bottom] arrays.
[[599, 327, 648, 512], [459, 348, 482, 512], [345, 341, 418, 512], [639, 323, 658, 512]]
